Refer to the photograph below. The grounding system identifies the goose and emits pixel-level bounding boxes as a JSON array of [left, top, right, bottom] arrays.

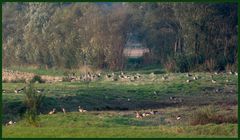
[[176, 115, 181, 120], [133, 76, 138, 80], [106, 75, 111, 78], [178, 98, 183, 103], [118, 75, 122, 78], [113, 77, 118, 81], [228, 71, 233, 75], [14, 89, 21, 93], [149, 72, 155, 77], [97, 73, 101, 77], [48, 108, 56, 115], [235, 72, 238, 76], [62, 108, 66, 114], [120, 71, 124, 76], [193, 75, 198, 80], [214, 72, 218, 75], [212, 79, 216, 84], [142, 112, 151, 117], [78, 106, 87, 113], [36, 89, 44, 93], [186, 73, 192, 77], [150, 110, 158, 115], [8, 120, 13, 125], [127, 98, 131, 101], [142, 112, 146, 117], [186, 79, 191, 83], [6, 120, 16, 126], [162, 76, 166, 80], [135, 112, 143, 119], [169, 96, 177, 100]]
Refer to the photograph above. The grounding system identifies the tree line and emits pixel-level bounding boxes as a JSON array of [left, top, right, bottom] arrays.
[[2, 2, 238, 72]]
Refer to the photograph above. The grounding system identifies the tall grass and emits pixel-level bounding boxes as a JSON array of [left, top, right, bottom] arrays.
[[190, 105, 237, 125]]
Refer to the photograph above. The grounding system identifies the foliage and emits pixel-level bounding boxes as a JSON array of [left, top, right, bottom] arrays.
[[30, 75, 45, 83], [2, 3, 238, 71], [23, 84, 45, 127], [3, 113, 237, 138]]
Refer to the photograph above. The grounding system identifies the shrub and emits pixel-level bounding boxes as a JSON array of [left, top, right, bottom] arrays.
[[30, 75, 45, 83], [23, 84, 45, 127]]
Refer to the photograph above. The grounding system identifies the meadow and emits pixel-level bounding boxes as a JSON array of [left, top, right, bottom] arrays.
[[2, 68, 238, 138]]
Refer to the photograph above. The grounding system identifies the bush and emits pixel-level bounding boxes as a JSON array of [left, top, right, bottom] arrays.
[[30, 75, 45, 83], [23, 84, 45, 127]]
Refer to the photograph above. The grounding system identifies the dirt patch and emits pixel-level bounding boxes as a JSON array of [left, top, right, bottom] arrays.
[[2, 69, 62, 83]]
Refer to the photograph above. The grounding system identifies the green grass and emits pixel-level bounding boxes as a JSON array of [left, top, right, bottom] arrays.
[[3, 112, 237, 138], [2, 71, 238, 137]]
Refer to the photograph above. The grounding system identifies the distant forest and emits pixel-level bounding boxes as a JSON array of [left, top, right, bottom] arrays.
[[2, 2, 238, 72]]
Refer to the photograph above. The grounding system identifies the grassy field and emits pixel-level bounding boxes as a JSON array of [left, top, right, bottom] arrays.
[[2, 69, 238, 138]]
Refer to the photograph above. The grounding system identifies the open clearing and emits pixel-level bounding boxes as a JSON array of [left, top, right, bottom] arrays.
[[2, 69, 238, 138]]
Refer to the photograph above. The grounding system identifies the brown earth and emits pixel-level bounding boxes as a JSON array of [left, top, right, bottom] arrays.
[[2, 69, 62, 83]]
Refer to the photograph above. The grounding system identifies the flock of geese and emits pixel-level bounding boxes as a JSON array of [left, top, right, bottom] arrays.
[[13, 87, 44, 94], [4, 71, 238, 126], [48, 106, 87, 115], [4, 70, 238, 94], [185, 71, 237, 84]]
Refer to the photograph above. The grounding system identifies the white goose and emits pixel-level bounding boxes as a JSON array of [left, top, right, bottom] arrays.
[[48, 108, 56, 115], [78, 106, 87, 113], [62, 108, 66, 114]]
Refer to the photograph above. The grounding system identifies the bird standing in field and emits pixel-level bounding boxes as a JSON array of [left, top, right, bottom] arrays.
[[212, 79, 216, 84], [235, 72, 238, 76], [48, 108, 56, 115], [135, 112, 143, 119], [186, 73, 192, 77], [176, 115, 181, 120], [78, 106, 87, 113], [193, 76, 198, 80], [62, 108, 66, 114], [5, 120, 16, 126], [150, 110, 158, 115], [211, 75, 216, 83]]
